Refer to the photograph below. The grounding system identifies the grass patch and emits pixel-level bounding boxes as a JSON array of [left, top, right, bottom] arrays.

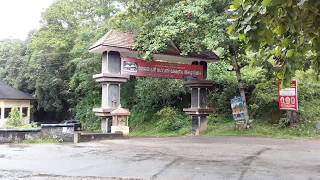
[[204, 118, 320, 139], [130, 115, 320, 139], [19, 138, 63, 144]]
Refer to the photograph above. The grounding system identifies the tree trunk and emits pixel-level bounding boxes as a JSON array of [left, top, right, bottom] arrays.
[[232, 53, 250, 128], [286, 110, 298, 127]]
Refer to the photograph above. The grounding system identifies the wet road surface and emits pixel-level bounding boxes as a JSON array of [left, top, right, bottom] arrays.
[[0, 136, 319, 180]]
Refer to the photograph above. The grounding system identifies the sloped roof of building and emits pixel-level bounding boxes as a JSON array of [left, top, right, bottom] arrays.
[[90, 30, 219, 61], [0, 81, 34, 100], [90, 31, 135, 50]]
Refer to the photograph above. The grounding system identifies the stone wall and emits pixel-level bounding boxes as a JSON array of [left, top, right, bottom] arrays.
[[41, 124, 74, 142], [0, 129, 41, 143], [0, 124, 125, 143], [74, 132, 124, 143], [0, 124, 75, 143]]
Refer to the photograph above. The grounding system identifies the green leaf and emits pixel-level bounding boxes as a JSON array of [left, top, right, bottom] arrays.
[[228, 24, 237, 34], [286, 49, 295, 58], [232, 0, 241, 9], [229, 5, 238, 11], [262, 0, 272, 7], [239, 34, 246, 41]]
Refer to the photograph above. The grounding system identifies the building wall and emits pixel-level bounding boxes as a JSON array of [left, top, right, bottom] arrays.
[[0, 100, 31, 128]]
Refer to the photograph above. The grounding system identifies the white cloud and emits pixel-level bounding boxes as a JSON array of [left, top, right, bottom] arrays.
[[0, 0, 54, 40]]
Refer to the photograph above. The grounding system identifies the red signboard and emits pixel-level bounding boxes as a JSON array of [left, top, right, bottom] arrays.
[[278, 80, 298, 111], [121, 58, 204, 80]]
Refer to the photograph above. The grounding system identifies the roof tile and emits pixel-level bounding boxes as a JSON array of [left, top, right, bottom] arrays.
[[0, 81, 34, 100]]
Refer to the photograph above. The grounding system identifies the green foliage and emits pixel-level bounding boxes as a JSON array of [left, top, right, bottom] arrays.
[[229, 0, 320, 79], [6, 108, 24, 128], [124, 0, 230, 59], [0, 0, 119, 128], [249, 81, 278, 118], [295, 69, 320, 123], [208, 62, 268, 115], [129, 108, 191, 137], [1, 0, 320, 134], [6, 108, 38, 129], [120, 78, 137, 110], [75, 95, 100, 131], [134, 78, 186, 111], [155, 107, 190, 131], [204, 117, 320, 139]]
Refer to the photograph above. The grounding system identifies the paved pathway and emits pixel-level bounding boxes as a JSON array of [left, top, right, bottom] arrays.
[[0, 137, 319, 180]]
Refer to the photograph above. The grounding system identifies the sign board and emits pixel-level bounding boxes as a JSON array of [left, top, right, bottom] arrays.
[[278, 80, 298, 111], [230, 96, 246, 121], [122, 58, 204, 80]]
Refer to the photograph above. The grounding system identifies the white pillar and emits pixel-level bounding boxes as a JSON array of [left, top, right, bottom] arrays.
[[102, 51, 109, 73], [101, 84, 109, 108], [0, 106, 3, 122]]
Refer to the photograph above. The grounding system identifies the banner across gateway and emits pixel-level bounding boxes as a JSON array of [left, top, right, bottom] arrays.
[[121, 58, 205, 80]]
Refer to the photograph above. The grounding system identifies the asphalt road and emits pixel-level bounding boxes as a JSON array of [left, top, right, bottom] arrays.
[[0, 137, 319, 180]]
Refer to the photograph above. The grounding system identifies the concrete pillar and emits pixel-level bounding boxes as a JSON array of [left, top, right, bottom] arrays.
[[183, 80, 214, 136], [101, 84, 108, 108], [191, 116, 208, 136], [102, 51, 108, 73], [1, 107, 3, 120], [93, 50, 129, 133]]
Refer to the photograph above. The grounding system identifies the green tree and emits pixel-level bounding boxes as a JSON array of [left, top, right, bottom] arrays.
[[229, 0, 320, 126], [228, 0, 320, 81], [115, 0, 253, 127]]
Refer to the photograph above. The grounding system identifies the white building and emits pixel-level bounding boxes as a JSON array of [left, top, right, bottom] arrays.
[[0, 81, 34, 127]]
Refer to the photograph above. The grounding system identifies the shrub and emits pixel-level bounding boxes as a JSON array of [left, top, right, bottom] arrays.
[[249, 81, 279, 118], [75, 96, 100, 131], [134, 78, 187, 112], [6, 108, 24, 128], [295, 69, 320, 123], [155, 107, 190, 131]]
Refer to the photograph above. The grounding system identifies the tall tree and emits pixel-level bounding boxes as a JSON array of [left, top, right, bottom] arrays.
[[228, 0, 320, 81], [228, 0, 320, 126], [115, 0, 252, 127]]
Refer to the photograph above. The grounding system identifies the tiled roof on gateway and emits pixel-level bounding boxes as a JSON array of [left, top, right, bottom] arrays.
[[0, 81, 34, 100], [90, 30, 135, 50], [90, 30, 219, 61]]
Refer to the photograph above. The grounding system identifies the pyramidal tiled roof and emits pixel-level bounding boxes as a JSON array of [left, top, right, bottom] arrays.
[[90, 30, 219, 61], [90, 30, 135, 50], [0, 81, 34, 100]]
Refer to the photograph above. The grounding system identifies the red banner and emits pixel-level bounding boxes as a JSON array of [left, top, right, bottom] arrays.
[[121, 58, 204, 80], [278, 80, 298, 111]]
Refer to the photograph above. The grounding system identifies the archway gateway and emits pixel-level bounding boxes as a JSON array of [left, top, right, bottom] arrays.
[[89, 30, 219, 135]]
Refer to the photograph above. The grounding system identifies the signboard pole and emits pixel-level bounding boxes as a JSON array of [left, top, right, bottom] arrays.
[[278, 80, 299, 126], [278, 80, 298, 111]]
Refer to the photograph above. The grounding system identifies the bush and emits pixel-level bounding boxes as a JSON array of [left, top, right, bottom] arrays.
[[154, 107, 190, 131], [249, 81, 279, 118], [134, 78, 187, 112], [6, 108, 24, 128], [295, 69, 320, 123], [75, 94, 101, 131]]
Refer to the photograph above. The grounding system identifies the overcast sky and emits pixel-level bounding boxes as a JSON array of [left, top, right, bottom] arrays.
[[0, 0, 54, 40]]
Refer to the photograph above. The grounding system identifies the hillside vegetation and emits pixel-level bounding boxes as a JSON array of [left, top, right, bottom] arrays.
[[0, 0, 319, 138]]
